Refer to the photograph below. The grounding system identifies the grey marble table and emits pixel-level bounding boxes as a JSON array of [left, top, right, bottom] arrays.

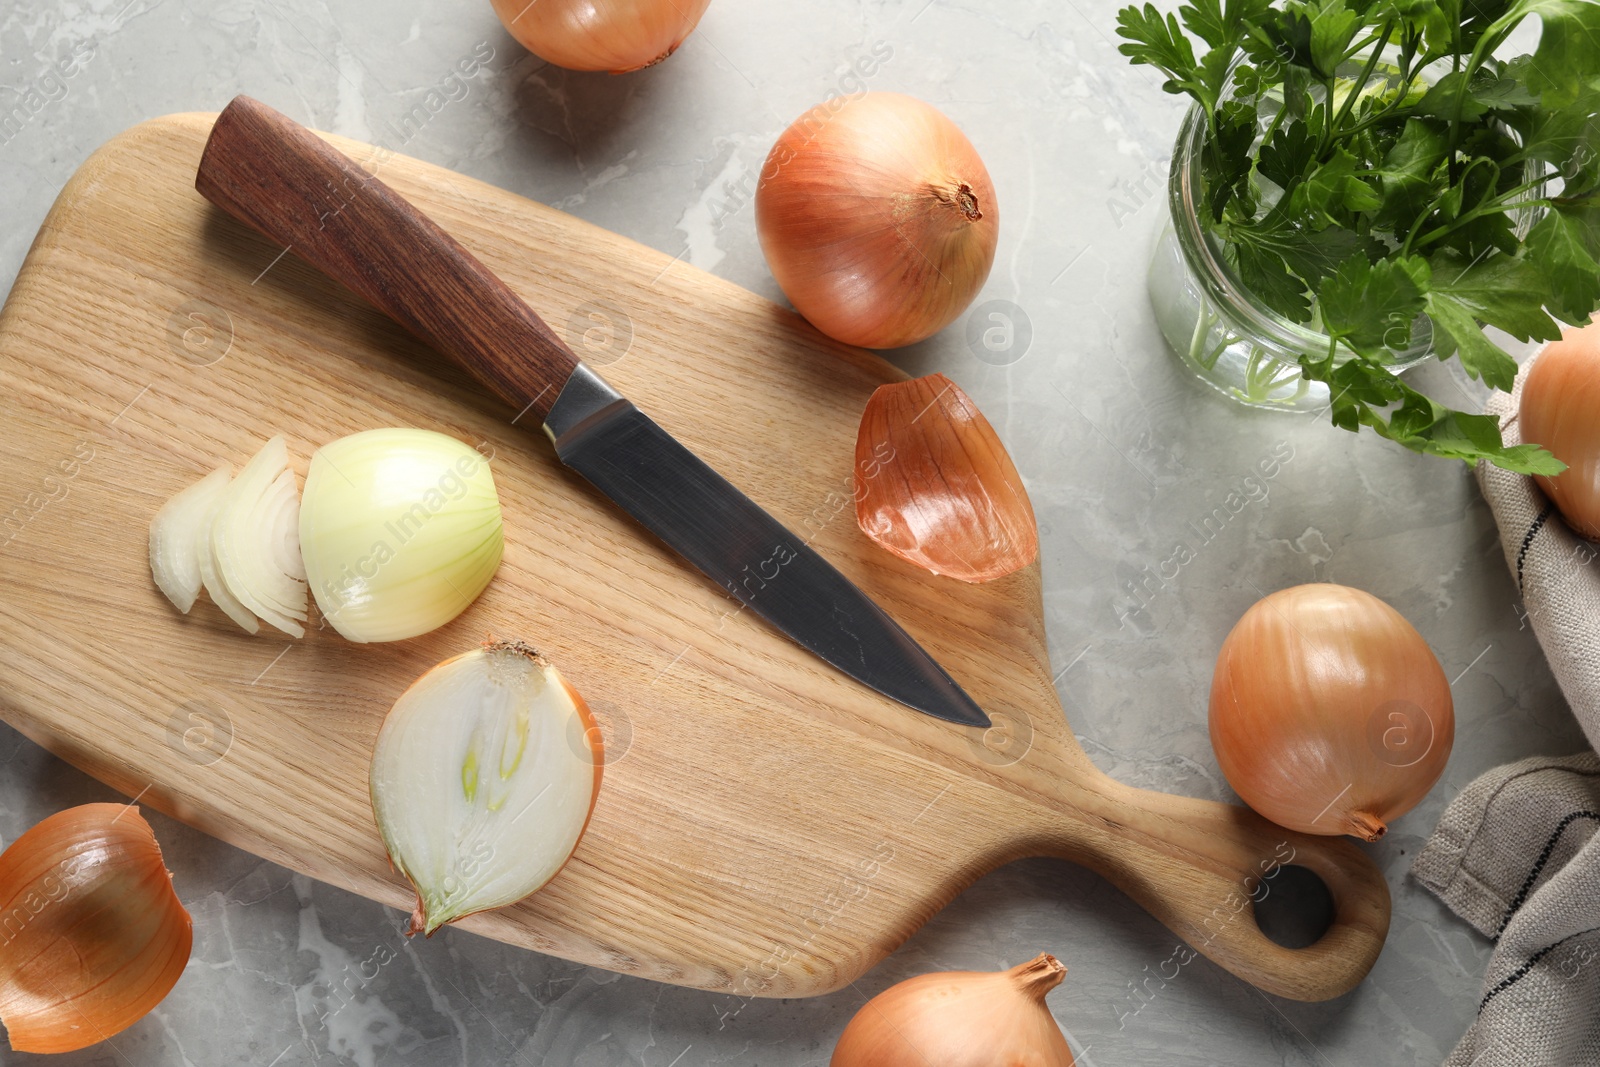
[[0, 0, 1585, 1064]]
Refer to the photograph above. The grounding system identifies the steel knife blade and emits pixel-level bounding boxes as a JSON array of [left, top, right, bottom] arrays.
[[195, 95, 990, 728]]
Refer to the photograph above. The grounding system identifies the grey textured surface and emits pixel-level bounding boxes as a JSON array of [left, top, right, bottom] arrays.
[[0, 1, 1587, 1064]]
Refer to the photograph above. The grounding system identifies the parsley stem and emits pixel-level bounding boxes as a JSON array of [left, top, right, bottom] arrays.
[[1325, 21, 1394, 155], [1447, 14, 1523, 178], [1329, 46, 1431, 146], [1408, 176, 1549, 251]]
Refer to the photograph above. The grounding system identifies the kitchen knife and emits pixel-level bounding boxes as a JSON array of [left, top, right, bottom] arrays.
[[195, 95, 990, 729]]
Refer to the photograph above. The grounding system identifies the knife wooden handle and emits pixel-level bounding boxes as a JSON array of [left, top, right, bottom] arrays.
[[195, 95, 579, 424]]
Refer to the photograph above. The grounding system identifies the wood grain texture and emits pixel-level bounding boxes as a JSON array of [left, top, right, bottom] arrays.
[[195, 96, 578, 423], [0, 113, 1390, 1002]]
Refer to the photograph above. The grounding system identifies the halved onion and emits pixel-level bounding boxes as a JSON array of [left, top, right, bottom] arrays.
[[370, 640, 602, 935], [149, 465, 231, 613], [854, 373, 1038, 582], [0, 805, 193, 1053], [299, 429, 503, 643]]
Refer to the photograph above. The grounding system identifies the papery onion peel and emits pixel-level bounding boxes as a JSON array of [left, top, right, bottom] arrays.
[[855, 373, 1038, 582], [0, 804, 192, 1054]]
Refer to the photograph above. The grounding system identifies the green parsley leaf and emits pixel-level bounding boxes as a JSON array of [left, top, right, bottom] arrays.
[[1374, 119, 1449, 226], [1307, 0, 1363, 78], [1525, 208, 1600, 323], [1180, 0, 1274, 47], [1257, 122, 1318, 190], [1423, 295, 1519, 392], [1117, 4, 1201, 87], [1317, 253, 1429, 354], [1296, 353, 1565, 473], [1504, 0, 1600, 109], [1226, 237, 1314, 321], [1426, 252, 1564, 343], [1294, 146, 1382, 221]]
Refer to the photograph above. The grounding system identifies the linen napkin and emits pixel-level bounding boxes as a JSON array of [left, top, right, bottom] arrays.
[[1412, 360, 1600, 1066]]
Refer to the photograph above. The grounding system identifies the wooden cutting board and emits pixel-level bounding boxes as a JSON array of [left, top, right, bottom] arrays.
[[0, 113, 1389, 1002]]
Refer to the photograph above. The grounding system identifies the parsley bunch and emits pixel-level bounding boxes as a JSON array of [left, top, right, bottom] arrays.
[[1117, 0, 1600, 473]]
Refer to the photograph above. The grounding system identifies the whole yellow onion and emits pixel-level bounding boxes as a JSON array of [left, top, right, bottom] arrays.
[[756, 92, 998, 349], [831, 954, 1076, 1067], [1209, 583, 1453, 841], [491, 0, 713, 73], [1520, 318, 1600, 540]]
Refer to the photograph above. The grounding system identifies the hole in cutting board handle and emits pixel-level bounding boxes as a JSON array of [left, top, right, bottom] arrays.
[[1250, 865, 1335, 950]]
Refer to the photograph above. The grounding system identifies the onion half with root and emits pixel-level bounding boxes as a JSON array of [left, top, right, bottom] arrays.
[[370, 640, 602, 934]]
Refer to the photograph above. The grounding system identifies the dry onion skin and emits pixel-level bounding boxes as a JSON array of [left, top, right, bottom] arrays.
[[1209, 584, 1454, 841], [1520, 318, 1600, 540], [490, 0, 713, 73], [831, 954, 1075, 1067], [855, 373, 1038, 582], [300, 429, 504, 644], [370, 640, 602, 935], [756, 92, 998, 349], [0, 804, 192, 1053]]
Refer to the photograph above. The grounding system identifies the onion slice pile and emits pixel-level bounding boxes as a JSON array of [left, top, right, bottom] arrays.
[[210, 435, 307, 637], [150, 436, 306, 636], [370, 640, 602, 935], [148, 464, 231, 613], [0, 804, 193, 1053], [855, 373, 1038, 582]]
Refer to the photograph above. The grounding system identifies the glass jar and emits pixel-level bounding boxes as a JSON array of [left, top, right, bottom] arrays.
[[1146, 103, 1434, 412]]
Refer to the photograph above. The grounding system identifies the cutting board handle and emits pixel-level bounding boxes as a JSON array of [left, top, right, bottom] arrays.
[[1025, 773, 1390, 1002], [195, 95, 580, 424]]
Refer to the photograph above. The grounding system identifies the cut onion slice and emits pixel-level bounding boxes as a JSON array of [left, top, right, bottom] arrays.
[[370, 640, 602, 935], [211, 435, 307, 638], [197, 495, 261, 635], [149, 465, 232, 613]]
